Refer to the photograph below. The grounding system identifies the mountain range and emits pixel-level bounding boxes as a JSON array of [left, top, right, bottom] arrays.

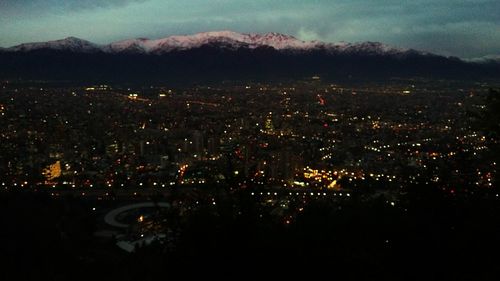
[[0, 31, 498, 83]]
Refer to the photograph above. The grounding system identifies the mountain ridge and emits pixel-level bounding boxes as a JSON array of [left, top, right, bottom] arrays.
[[3, 31, 420, 57], [0, 31, 498, 83]]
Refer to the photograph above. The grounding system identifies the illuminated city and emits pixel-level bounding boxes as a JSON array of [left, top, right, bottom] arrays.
[[1, 0, 500, 280]]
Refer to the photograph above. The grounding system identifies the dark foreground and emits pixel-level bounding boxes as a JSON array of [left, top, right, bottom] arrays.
[[1, 186, 500, 281]]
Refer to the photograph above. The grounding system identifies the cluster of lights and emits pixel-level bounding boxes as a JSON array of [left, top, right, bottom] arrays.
[[302, 167, 340, 188], [250, 191, 351, 197], [128, 93, 139, 100]]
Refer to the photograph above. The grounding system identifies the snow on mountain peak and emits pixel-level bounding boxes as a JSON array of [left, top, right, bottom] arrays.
[[102, 31, 323, 53], [5, 31, 414, 56], [8, 37, 102, 52]]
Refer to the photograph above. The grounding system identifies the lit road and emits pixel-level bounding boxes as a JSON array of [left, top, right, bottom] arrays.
[[104, 202, 171, 228]]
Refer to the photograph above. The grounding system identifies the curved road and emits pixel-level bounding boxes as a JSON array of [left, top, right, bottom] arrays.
[[104, 202, 170, 228]]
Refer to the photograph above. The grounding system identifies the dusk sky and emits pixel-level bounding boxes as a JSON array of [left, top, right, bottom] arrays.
[[1, 0, 499, 58]]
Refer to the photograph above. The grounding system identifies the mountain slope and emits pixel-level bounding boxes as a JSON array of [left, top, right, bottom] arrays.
[[5, 31, 414, 55], [1, 31, 498, 83], [6, 37, 102, 53]]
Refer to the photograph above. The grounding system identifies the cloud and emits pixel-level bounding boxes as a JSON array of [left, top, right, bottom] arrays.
[[0, 0, 149, 15], [296, 28, 323, 41], [0, 0, 498, 57]]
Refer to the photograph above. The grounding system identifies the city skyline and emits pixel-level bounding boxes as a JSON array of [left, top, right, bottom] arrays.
[[1, 0, 499, 58], [1, 1, 500, 279]]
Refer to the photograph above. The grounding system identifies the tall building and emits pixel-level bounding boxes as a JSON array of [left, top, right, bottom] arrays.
[[192, 130, 204, 155], [265, 112, 274, 134]]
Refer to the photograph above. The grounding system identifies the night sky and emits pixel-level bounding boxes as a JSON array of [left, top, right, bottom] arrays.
[[1, 0, 499, 58]]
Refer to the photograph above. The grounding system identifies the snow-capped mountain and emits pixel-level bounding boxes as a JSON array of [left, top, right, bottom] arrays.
[[105, 31, 323, 53], [5, 31, 416, 56], [2, 31, 497, 82], [7, 37, 102, 53]]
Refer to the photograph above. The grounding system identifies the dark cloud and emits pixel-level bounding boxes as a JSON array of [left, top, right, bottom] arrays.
[[0, 0, 149, 14]]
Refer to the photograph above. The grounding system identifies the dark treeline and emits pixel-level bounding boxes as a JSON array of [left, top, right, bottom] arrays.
[[1, 186, 500, 281]]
